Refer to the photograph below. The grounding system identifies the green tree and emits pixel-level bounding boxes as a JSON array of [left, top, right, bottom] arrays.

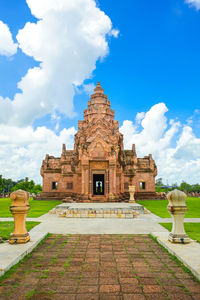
[[156, 178, 164, 186], [0, 175, 6, 193], [192, 184, 200, 193], [179, 181, 192, 193], [4, 178, 17, 193], [32, 184, 42, 194], [12, 177, 42, 194]]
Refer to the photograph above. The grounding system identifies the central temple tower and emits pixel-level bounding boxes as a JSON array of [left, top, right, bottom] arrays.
[[40, 82, 157, 201]]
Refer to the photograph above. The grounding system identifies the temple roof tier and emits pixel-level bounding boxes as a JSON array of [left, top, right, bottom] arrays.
[[84, 82, 115, 122]]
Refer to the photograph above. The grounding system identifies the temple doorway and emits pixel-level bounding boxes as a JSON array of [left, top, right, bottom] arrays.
[[93, 174, 104, 195]]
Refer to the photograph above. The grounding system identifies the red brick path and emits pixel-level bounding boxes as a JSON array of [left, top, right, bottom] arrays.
[[0, 234, 200, 299]]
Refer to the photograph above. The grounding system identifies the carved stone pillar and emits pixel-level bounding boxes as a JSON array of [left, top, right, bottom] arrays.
[[105, 169, 109, 198], [113, 166, 116, 194], [89, 169, 92, 198], [109, 163, 116, 200], [9, 190, 30, 244], [81, 166, 85, 195], [167, 189, 191, 244], [82, 163, 89, 199], [84, 166, 89, 196], [129, 185, 135, 203], [121, 172, 124, 193]]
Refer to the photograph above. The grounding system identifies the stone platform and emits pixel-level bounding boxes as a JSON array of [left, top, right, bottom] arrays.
[[49, 202, 145, 218]]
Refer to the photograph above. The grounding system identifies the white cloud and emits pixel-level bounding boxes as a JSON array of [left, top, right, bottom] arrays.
[[1, 103, 200, 185], [0, 20, 18, 56], [186, 109, 200, 128], [110, 29, 119, 38], [0, 0, 118, 126], [185, 0, 200, 10], [136, 112, 145, 124], [121, 103, 172, 151], [0, 0, 120, 183], [0, 124, 76, 183], [51, 112, 61, 131], [83, 83, 96, 95], [120, 103, 200, 184]]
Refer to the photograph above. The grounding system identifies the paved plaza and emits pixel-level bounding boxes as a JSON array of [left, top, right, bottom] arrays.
[[0, 202, 200, 299], [1, 234, 200, 300]]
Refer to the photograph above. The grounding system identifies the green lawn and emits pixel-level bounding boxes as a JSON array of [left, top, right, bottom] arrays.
[[138, 197, 200, 218], [0, 198, 61, 217], [160, 222, 200, 243], [0, 221, 40, 240]]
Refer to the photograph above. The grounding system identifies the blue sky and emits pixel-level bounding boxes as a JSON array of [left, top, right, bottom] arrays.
[[0, 0, 200, 183], [97, 0, 200, 131], [1, 0, 200, 129]]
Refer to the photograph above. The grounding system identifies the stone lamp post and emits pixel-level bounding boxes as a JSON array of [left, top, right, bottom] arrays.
[[9, 189, 30, 244], [167, 189, 190, 244], [129, 185, 136, 203]]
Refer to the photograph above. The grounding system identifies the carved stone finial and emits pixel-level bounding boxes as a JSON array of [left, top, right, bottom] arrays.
[[94, 81, 104, 94], [132, 144, 136, 155], [129, 185, 136, 203], [10, 189, 29, 206], [9, 189, 30, 244], [167, 189, 190, 244], [62, 143, 66, 154], [167, 189, 186, 207]]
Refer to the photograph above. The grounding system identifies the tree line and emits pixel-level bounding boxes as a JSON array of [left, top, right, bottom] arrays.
[[0, 175, 42, 195], [156, 178, 200, 193]]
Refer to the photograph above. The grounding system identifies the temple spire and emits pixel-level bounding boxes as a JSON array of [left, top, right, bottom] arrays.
[[84, 81, 115, 121], [94, 81, 104, 94]]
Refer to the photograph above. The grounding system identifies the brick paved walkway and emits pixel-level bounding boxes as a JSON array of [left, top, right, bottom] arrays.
[[0, 234, 200, 300]]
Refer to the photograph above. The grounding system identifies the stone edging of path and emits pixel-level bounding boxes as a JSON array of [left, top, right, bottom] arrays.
[[152, 231, 200, 281], [0, 231, 47, 277]]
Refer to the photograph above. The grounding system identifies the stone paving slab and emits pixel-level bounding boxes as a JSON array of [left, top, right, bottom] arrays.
[[158, 218, 200, 223], [152, 231, 200, 281], [30, 214, 166, 234], [0, 218, 43, 221], [0, 232, 47, 277], [0, 234, 199, 300]]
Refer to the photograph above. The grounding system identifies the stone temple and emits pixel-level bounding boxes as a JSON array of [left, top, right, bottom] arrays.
[[40, 82, 157, 201]]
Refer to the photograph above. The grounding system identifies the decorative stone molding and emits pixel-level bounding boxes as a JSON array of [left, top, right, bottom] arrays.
[[167, 189, 191, 244], [129, 185, 135, 203], [9, 189, 30, 244]]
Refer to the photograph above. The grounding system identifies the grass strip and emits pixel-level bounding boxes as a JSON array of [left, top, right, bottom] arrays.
[[138, 197, 200, 218], [159, 222, 200, 243], [0, 221, 40, 240], [0, 197, 61, 217]]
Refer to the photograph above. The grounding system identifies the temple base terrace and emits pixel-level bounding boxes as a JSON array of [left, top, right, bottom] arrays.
[[49, 202, 145, 218]]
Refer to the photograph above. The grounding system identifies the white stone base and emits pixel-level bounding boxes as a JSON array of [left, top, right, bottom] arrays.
[[168, 232, 191, 244]]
